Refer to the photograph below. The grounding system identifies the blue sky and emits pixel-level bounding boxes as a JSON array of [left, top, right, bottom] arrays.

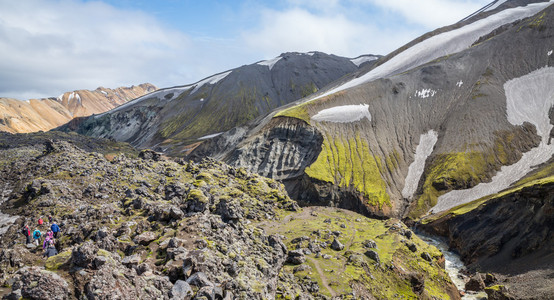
[[0, 0, 491, 99]]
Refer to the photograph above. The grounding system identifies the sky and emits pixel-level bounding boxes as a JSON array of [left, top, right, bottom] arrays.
[[0, 0, 492, 100]]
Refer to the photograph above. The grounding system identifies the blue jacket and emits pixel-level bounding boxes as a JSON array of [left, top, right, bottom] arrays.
[[33, 230, 41, 239], [51, 224, 60, 233]]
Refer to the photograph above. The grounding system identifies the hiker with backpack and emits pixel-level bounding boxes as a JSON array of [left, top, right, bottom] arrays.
[[43, 239, 58, 258], [43, 236, 51, 250], [51, 221, 60, 238], [22, 224, 31, 244], [38, 216, 43, 227], [32, 228, 42, 246]]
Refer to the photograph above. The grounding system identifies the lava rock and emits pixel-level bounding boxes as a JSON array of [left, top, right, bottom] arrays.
[[330, 238, 344, 251], [138, 149, 162, 161], [485, 285, 515, 300], [171, 280, 193, 299], [286, 250, 306, 265], [406, 242, 417, 252], [365, 250, 380, 264], [71, 241, 98, 268], [13, 266, 69, 300], [465, 273, 485, 292], [363, 240, 377, 249], [420, 252, 432, 262], [133, 231, 158, 246], [186, 272, 214, 288], [122, 254, 141, 267]]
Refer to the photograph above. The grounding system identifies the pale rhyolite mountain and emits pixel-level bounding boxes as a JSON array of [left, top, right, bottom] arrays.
[[0, 83, 156, 133]]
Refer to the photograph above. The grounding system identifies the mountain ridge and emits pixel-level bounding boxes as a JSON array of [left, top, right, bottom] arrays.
[[0, 83, 156, 133], [58, 52, 380, 156]]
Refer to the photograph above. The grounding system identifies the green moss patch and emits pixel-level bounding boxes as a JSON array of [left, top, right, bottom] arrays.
[[45, 250, 72, 271], [260, 207, 454, 299], [305, 133, 391, 209]]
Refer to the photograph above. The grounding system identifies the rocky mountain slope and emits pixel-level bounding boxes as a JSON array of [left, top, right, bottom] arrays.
[[0, 133, 457, 299], [419, 157, 554, 299], [185, 1, 554, 298], [191, 0, 554, 220], [58, 52, 379, 156], [0, 83, 156, 133]]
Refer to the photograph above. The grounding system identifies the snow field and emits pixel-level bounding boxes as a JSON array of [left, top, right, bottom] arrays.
[[430, 67, 554, 213], [312, 1, 553, 102], [311, 104, 371, 123], [402, 130, 439, 199]]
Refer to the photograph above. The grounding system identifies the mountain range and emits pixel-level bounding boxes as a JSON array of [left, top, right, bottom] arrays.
[[0, 0, 553, 299], [0, 83, 156, 133], [59, 52, 379, 156]]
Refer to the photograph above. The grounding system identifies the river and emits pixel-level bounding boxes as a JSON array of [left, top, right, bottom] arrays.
[[416, 232, 488, 300]]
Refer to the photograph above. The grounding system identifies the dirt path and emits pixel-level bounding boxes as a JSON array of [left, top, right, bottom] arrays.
[[307, 256, 337, 298], [257, 206, 316, 233], [341, 227, 357, 273]]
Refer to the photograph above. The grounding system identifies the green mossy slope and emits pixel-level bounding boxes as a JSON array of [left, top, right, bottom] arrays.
[[260, 207, 457, 299], [305, 132, 391, 210]]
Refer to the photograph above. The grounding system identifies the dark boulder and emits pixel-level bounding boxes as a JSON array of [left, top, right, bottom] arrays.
[[11, 267, 69, 300], [365, 250, 380, 264], [71, 241, 98, 268], [286, 250, 306, 265], [465, 273, 485, 292], [485, 285, 515, 300], [171, 280, 193, 299], [330, 238, 344, 251]]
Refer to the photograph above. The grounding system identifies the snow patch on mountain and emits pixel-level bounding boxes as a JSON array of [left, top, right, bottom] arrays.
[[191, 71, 232, 94], [198, 132, 223, 140], [350, 55, 378, 67], [548, 50, 553, 56], [257, 56, 283, 70], [415, 89, 437, 98], [313, 1, 553, 101], [311, 104, 372, 123], [456, 80, 464, 87], [402, 130, 438, 200], [97, 86, 191, 117], [430, 67, 554, 213], [68, 92, 81, 104]]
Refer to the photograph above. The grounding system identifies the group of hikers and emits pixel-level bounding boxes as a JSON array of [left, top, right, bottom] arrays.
[[21, 215, 61, 258]]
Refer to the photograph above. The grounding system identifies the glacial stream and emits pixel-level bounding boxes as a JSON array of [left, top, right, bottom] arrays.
[[416, 232, 488, 300]]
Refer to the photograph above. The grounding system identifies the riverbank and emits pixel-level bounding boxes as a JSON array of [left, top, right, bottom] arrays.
[[416, 232, 487, 300]]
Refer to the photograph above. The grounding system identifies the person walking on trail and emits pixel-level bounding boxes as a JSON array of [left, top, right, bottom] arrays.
[[43, 240, 58, 258], [22, 224, 31, 244], [46, 229, 53, 240], [43, 235, 52, 250], [32, 229, 42, 246], [51, 222, 60, 239], [38, 217, 43, 226], [48, 215, 52, 223]]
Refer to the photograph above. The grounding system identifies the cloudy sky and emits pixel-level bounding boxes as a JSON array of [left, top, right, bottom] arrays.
[[0, 0, 491, 99]]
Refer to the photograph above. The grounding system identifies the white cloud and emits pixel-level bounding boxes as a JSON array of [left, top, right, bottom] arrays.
[[366, 0, 490, 28], [242, 7, 419, 58], [0, 0, 496, 100], [0, 0, 191, 99]]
